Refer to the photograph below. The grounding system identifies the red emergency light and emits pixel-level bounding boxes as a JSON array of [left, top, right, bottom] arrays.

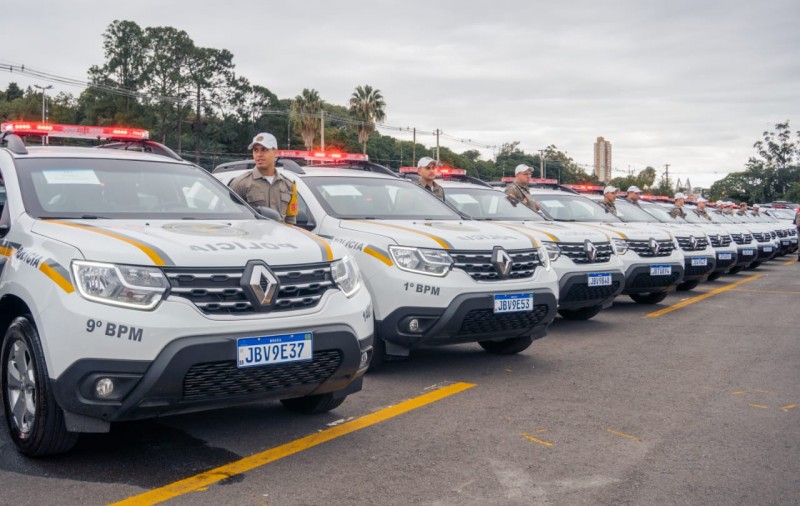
[[563, 184, 604, 193], [398, 166, 467, 176], [1, 121, 149, 141], [276, 150, 368, 163]]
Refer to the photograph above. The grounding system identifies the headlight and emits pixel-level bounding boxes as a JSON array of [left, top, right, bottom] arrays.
[[331, 255, 361, 298], [536, 244, 552, 271], [72, 261, 168, 310], [388, 246, 453, 277], [611, 238, 629, 255], [541, 241, 561, 262]]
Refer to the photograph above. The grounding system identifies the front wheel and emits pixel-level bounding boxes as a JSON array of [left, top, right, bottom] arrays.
[[746, 261, 761, 270], [728, 265, 744, 274], [2, 316, 78, 457], [676, 280, 700, 291], [558, 305, 603, 321], [707, 272, 722, 281], [479, 336, 533, 355], [281, 393, 346, 414], [629, 292, 669, 305]]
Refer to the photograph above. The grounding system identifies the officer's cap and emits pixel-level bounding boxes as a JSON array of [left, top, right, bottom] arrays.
[[248, 132, 278, 150]]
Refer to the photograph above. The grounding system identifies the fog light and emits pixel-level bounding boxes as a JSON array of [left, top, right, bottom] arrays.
[[95, 378, 115, 398], [360, 351, 369, 368], [408, 319, 419, 332]]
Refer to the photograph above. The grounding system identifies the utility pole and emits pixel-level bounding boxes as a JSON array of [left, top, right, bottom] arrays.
[[412, 127, 416, 164], [664, 163, 671, 187], [33, 84, 53, 146], [320, 110, 325, 151], [435, 129, 440, 163], [538, 149, 546, 179]]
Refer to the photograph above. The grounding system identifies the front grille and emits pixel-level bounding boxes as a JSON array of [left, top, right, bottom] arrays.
[[709, 234, 732, 247], [677, 236, 709, 251], [730, 233, 753, 245], [164, 262, 336, 315], [558, 242, 613, 264], [790, 229, 797, 237], [458, 305, 550, 335], [450, 249, 541, 281], [752, 232, 771, 243], [770, 231, 777, 239], [627, 239, 675, 257], [182, 350, 342, 401], [628, 271, 681, 289], [562, 281, 621, 304], [777, 229, 787, 238]]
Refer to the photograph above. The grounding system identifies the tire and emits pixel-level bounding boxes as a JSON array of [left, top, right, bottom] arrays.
[[478, 336, 533, 355], [280, 393, 346, 414], [2, 316, 78, 457], [746, 261, 761, 270], [707, 272, 722, 281], [629, 292, 669, 304], [676, 280, 700, 291], [558, 305, 603, 321], [728, 265, 744, 274], [367, 334, 387, 372]]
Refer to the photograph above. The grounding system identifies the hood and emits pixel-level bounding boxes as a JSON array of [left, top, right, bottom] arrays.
[[31, 219, 336, 267], [647, 222, 709, 239], [578, 221, 673, 241], [338, 219, 539, 250], [501, 221, 611, 243]]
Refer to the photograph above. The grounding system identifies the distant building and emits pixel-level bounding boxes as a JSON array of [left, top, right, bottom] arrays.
[[594, 136, 612, 182]]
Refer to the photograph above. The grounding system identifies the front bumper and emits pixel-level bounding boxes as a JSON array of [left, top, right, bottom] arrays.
[[376, 289, 558, 351], [756, 243, 777, 261], [621, 263, 684, 295], [682, 255, 716, 281], [712, 250, 737, 272], [558, 271, 625, 310], [735, 246, 757, 267], [52, 324, 370, 422]]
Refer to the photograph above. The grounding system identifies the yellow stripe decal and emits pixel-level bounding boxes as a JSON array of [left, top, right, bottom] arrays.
[[495, 223, 540, 248], [646, 274, 762, 318], [353, 220, 452, 249], [49, 221, 166, 266], [579, 223, 628, 240], [39, 262, 74, 293], [110, 382, 476, 506], [289, 226, 333, 261], [0, 246, 13, 257], [363, 246, 393, 266]]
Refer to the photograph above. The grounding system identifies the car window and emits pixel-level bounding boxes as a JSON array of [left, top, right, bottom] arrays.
[[444, 188, 545, 221], [535, 194, 622, 222]]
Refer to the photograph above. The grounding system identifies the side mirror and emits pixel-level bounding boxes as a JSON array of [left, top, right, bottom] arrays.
[[295, 209, 317, 230], [256, 206, 283, 222]]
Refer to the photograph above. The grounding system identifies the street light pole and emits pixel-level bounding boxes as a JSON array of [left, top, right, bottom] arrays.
[[33, 84, 53, 145]]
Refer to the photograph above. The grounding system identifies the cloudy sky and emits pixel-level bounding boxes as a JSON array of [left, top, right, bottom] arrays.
[[2, 0, 798, 187]]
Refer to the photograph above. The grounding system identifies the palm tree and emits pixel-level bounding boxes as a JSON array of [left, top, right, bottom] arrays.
[[291, 88, 322, 150], [348, 85, 386, 154]]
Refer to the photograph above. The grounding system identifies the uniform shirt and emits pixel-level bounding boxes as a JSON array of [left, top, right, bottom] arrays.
[[417, 179, 445, 201], [669, 206, 687, 219], [598, 199, 617, 216], [794, 212, 800, 227], [693, 208, 712, 221], [229, 167, 296, 224], [504, 183, 538, 211]]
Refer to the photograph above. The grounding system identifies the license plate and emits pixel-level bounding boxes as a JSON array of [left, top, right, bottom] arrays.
[[742, 249, 755, 255], [718, 252, 732, 260], [691, 257, 708, 267], [781, 240, 790, 245], [588, 272, 612, 287], [763, 246, 773, 252], [650, 264, 672, 276], [494, 293, 533, 313], [237, 332, 313, 368]]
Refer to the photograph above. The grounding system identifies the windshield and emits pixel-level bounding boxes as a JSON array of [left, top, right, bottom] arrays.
[[613, 199, 662, 223], [303, 176, 461, 220], [16, 158, 255, 220], [444, 187, 546, 221], [534, 193, 622, 222], [767, 209, 794, 220], [637, 202, 686, 223]]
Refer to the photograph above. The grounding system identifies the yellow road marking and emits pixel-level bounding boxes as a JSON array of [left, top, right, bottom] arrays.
[[363, 246, 393, 266], [731, 389, 771, 395], [749, 404, 769, 409], [110, 382, 476, 506], [522, 433, 553, 447], [783, 258, 797, 266], [39, 262, 74, 293], [607, 429, 640, 442], [731, 288, 800, 295], [646, 274, 762, 318], [781, 404, 797, 411], [49, 220, 166, 266], [534, 428, 548, 434]]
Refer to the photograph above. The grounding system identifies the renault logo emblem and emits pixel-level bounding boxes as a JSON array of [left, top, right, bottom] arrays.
[[689, 235, 698, 249], [244, 263, 279, 307], [492, 247, 513, 278], [649, 238, 660, 255], [584, 240, 597, 262]]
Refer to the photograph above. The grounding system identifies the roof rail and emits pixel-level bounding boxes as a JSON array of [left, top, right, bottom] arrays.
[[96, 141, 184, 161], [211, 158, 306, 175], [0, 132, 28, 155], [277, 158, 306, 175], [311, 161, 398, 177]]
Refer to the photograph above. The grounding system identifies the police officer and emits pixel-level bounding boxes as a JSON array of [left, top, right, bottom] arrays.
[[736, 201, 749, 216], [229, 132, 297, 224], [416, 156, 445, 200], [693, 197, 712, 221], [626, 185, 642, 206], [752, 204, 761, 216], [504, 164, 540, 211], [669, 192, 687, 219], [598, 186, 618, 216]]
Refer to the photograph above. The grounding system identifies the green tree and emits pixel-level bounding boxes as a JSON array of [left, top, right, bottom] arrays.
[[348, 85, 386, 154], [291, 88, 322, 150]]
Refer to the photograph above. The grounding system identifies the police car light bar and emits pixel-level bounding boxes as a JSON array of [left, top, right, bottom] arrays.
[[502, 176, 559, 184], [398, 166, 467, 176], [276, 150, 368, 162], [1, 122, 149, 141]]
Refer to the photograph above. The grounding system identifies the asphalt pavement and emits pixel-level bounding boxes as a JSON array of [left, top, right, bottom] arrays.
[[1, 258, 798, 505]]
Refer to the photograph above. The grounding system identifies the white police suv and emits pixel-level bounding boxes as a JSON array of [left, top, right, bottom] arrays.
[[214, 155, 559, 366], [0, 123, 373, 456]]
